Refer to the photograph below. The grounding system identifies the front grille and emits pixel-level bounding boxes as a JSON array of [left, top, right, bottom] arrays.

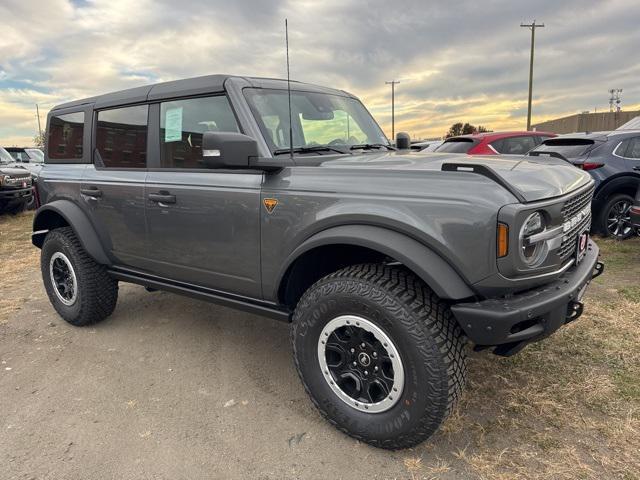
[[561, 185, 594, 221], [558, 186, 594, 260], [2, 176, 32, 187]]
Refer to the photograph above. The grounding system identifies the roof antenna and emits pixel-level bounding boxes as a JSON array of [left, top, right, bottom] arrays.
[[285, 18, 294, 162]]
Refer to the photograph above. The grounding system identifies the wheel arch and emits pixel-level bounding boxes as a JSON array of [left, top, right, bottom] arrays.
[[32, 200, 110, 265], [593, 173, 640, 204], [276, 225, 476, 309]]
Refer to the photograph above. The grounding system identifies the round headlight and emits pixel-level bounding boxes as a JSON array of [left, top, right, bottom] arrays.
[[519, 211, 548, 267]]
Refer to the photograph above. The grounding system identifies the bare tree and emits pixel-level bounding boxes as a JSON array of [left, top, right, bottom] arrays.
[[33, 131, 46, 149]]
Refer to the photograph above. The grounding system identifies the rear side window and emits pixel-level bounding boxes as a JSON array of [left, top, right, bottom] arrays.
[[48, 112, 84, 160], [491, 136, 537, 155], [96, 105, 148, 168], [435, 138, 476, 153], [160, 96, 239, 169], [533, 138, 595, 159], [619, 137, 640, 159]]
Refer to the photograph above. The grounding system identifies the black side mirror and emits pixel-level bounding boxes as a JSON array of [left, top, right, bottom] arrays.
[[395, 132, 411, 150], [202, 132, 259, 169]]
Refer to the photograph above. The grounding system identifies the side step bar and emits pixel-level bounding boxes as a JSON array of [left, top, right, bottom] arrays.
[[108, 267, 291, 322]]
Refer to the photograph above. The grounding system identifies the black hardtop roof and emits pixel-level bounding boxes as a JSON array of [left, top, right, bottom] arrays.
[[51, 75, 354, 112]]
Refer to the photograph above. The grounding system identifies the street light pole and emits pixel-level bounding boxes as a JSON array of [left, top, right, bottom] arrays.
[[385, 80, 400, 140], [521, 21, 544, 131], [35, 104, 42, 137]]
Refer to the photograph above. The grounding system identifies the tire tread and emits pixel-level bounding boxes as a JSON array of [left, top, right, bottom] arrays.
[[291, 263, 467, 449]]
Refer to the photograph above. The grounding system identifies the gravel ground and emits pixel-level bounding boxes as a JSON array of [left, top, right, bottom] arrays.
[[1, 212, 638, 480]]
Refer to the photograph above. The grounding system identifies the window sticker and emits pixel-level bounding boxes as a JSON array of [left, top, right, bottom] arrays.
[[164, 107, 183, 142]]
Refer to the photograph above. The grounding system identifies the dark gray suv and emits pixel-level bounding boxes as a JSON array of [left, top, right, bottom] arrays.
[[530, 131, 640, 239], [32, 75, 603, 449]]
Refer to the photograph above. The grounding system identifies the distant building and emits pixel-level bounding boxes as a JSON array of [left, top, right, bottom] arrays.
[[532, 110, 640, 134]]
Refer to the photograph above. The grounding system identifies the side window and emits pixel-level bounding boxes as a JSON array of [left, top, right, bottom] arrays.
[[96, 105, 148, 168], [48, 112, 84, 159], [160, 96, 239, 169], [624, 137, 640, 159], [497, 136, 537, 155], [490, 139, 505, 153]]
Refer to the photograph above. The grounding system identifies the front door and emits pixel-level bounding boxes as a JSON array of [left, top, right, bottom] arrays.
[[143, 95, 263, 298]]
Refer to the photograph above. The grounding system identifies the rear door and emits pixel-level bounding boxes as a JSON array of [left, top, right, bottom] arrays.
[[143, 94, 263, 298], [81, 104, 149, 267]]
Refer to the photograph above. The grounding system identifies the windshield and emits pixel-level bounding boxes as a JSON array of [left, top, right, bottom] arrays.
[[435, 138, 477, 153], [25, 149, 44, 163], [0, 147, 15, 165], [244, 88, 388, 154]]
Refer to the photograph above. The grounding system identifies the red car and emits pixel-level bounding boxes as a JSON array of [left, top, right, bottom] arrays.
[[435, 131, 556, 155]]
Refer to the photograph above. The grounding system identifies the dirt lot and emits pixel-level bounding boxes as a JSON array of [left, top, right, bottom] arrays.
[[1, 211, 639, 480]]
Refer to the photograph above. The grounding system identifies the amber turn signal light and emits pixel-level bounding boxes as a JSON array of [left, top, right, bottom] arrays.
[[497, 223, 509, 258]]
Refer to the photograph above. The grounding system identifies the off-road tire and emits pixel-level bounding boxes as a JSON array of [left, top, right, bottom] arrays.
[[597, 193, 635, 239], [291, 264, 467, 449], [41, 227, 118, 326]]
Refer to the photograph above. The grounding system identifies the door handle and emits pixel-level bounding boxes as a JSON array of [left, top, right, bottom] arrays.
[[149, 192, 176, 204], [80, 187, 103, 198], [633, 166, 640, 171]]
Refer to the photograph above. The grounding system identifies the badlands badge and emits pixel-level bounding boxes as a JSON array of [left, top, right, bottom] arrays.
[[263, 198, 278, 214]]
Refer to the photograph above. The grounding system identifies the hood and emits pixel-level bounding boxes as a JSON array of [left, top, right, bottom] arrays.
[[320, 151, 593, 203], [0, 165, 31, 177]]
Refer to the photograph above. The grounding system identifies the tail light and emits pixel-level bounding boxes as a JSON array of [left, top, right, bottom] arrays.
[[578, 162, 604, 171]]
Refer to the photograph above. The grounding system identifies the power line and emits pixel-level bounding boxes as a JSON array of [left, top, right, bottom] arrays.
[[385, 80, 400, 140], [520, 20, 544, 131]]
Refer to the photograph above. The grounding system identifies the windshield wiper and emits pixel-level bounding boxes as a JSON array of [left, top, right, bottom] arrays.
[[273, 145, 351, 156], [349, 143, 396, 151]]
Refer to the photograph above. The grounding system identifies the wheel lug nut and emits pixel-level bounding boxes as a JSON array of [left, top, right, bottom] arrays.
[[360, 343, 365, 348], [350, 348, 355, 353], [352, 362, 357, 366], [374, 366, 378, 372], [364, 370, 368, 375], [372, 352, 377, 357]]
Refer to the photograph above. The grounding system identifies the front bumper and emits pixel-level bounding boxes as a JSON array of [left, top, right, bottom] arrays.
[[0, 186, 33, 200], [451, 239, 603, 356]]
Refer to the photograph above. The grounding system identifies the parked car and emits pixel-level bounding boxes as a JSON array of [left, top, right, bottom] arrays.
[[410, 140, 444, 152], [0, 147, 33, 214], [33, 74, 603, 449], [5, 147, 45, 177], [435, 131, 556, 155], [529, 131, 640, 239]]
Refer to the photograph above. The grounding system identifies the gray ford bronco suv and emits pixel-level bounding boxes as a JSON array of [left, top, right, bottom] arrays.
[[33, 75, 603, 449]]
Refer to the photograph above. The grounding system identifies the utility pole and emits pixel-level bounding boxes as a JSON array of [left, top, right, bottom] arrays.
[[385, 80, 400, 140], [521, 21, 544, 131], [35, 104, 42, 137]]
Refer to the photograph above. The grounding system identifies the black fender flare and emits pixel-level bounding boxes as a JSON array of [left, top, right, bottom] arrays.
[[276, 225, 475, 300], [32, 200, 110, 265]]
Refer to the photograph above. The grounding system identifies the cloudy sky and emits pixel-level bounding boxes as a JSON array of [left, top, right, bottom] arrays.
[[1, 0, 639, 145]]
